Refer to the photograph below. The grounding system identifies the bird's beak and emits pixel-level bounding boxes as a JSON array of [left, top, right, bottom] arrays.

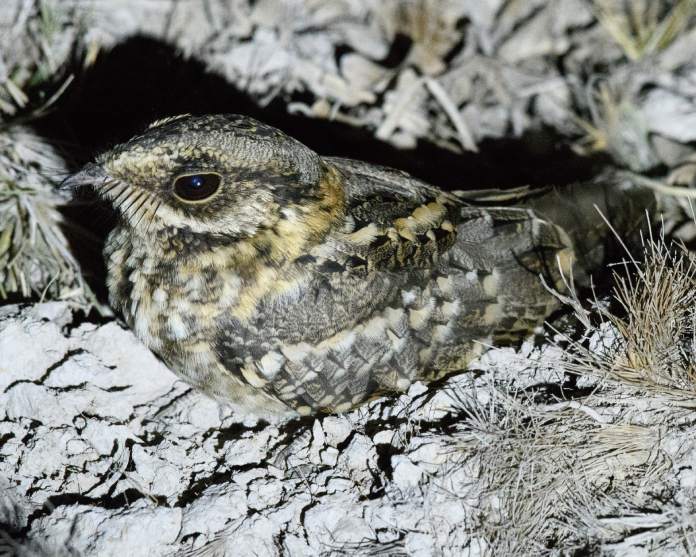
[[60, 162, 110, 192]]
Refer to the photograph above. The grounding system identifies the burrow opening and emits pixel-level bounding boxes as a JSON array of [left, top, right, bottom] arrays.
[[30, 34, 612, 301]]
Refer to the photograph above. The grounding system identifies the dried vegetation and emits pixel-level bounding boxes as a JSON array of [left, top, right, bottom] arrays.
[[434, 228, 696, 554], [0, 1, 88, 303]]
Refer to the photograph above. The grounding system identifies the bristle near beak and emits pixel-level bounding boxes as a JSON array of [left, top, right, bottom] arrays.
[[60, 162, 110, 192]]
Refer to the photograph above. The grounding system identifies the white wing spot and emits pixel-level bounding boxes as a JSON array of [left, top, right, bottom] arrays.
[[256, 351, 285, 381]]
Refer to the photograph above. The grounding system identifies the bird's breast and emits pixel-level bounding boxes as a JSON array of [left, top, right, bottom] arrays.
[[107, 232, 234, 351], [106, 228, 308, 352]]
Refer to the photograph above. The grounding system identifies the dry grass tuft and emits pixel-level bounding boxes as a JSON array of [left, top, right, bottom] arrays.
[[436, 227, 696, 554], [0, 125, 87, 303], [0, 0, 77, 118], [556, 231, 696, 400], [593, 0, 696, 61], [441, 384, 666, 555], [0, 2, 94, 305]]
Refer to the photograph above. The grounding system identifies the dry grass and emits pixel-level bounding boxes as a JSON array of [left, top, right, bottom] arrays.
[[555, 232, 696, 401], [572, 80, 657, 171], [573, 0, 696, 169], [440, 382, 666, 555], [0, 125, 87, 303], [0, 0, 74, 118], [430, 222, 696, 554], [0, 1, 93, 305], [593, 0, 696, 61]]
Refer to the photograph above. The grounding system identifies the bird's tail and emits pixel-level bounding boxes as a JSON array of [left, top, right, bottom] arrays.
[[455, 172, 660, 286]]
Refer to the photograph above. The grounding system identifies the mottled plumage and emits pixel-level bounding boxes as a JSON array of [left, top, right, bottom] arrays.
[[63, 114, 655, 419]]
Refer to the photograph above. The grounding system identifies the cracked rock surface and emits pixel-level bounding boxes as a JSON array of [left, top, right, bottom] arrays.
[[0, 303, 486, 555], [2, 302, 696, 555]]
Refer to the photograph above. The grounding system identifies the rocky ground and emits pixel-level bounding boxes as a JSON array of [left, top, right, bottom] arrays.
[[2, 300, 686, 556], [0, 302, 573, 556], [4, 1, 696, 555]]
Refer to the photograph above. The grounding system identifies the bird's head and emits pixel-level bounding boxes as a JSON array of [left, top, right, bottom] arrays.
[[63, 114, 337, 243]]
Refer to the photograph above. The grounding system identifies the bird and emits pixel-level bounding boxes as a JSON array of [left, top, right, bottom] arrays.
[[62, 113, 657, 420]]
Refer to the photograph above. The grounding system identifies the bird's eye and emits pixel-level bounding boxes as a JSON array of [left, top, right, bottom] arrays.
[[173, 173, 221, 202]]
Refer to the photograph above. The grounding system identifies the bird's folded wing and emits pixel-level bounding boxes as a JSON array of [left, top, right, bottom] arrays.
[[214, 159, 578, 413]]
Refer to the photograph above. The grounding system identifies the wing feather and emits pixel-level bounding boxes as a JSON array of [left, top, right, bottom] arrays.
[[215, 158, 579, 413]]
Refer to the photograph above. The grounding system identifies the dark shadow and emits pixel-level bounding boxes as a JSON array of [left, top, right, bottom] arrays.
[[30, 34, 611, 300], [35, 35, 609, 187]]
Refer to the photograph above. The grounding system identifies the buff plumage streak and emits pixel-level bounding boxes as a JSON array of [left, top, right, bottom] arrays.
[[63, 114, 655, 419]]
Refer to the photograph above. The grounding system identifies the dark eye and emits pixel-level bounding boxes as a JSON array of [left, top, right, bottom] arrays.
[[173, 173, 221, 202]]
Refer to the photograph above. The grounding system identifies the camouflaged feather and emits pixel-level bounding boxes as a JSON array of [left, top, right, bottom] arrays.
[[68, 114, 654, 418]]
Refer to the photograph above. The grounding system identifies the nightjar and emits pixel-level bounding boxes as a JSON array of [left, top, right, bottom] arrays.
[[63, 114, 655, 419]]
